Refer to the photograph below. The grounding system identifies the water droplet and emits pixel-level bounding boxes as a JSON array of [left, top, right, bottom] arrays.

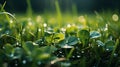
[[106, 48, 109, 51], [61, 55, 64, 57], [81, 51, 84, 53], [2, 46, 5, 49], [61, 62, 71, 66], [98, 45, 100, 47], [63, 45, 73, 48], [67, 24, 71, 27], [22, 60, 26, 64], [16, 42, 19, 46], [38, 29, 41, 32], [37, 61, 41, 65], [10, 53, 14, 57], [61, 28, 66, 32], [43, 23, 47, 27], [114, 53, 118, 57], [41, 42, 44, 44], [28, 22, 33, 26], [59, 51, 62, 54], [0, 28, 2, 31], [77, 55, 81, 58], [104, 24, 108, 31], [5, 30, 10, 34], [10, 20, 13, 23], [72, 56, 75, 58], [33, 42, 38, 46]]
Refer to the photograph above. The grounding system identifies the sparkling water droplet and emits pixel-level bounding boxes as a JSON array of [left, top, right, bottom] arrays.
[[59, 51, 62, 54], [37, 61, 41, 65], [61, 28, 66, 32], [10, 20, 13, 23], [33, 42, 38, 46], [106, 48, 109, 51], [41, 42, 44, 44], [67, 24, 71, 27], [16, 42, 19, 46], [61, 55, 64, 57], [77, 55, 81, 58], [22, 60, 26, 64], [114, 53, 118, 57], [98, 45, 100, 47], [38, 28, 41, 32], [72, 56, 75, 58], [43, 23, 47, 27], [0, 28, 2, 31], [81, 51, 84, 53], [10, 53, 14, 57]]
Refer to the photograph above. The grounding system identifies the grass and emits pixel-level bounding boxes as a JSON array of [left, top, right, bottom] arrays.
[[0, 0, 120, 67]]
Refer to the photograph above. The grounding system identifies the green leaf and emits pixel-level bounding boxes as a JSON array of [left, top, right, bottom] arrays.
[[12, 47, 23, 59], [32, 46, 57, 61], [26, 41, 38, 51], [78, 30, 89, 40], [54, 33, 64, 39], [58, 36, 78, 48], [90, 31, 101, 39], [105, 40, 115, 51], [35, 38, 46, 47], [3, 44, 14, 56], [66, 36, 78, 45], [53, 33, 65, 42], [66, 25, 78, 36], [0, 34, 17, 48], [96, 40, 105, 47], [78, 30, 89, 47], [23, 41, 39, 55]]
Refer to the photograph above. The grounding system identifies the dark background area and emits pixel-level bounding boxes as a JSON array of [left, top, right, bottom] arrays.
[[0, 0, 120, 13]]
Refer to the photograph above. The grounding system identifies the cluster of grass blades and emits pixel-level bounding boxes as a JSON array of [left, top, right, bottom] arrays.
[[1, 0, 120, 67]]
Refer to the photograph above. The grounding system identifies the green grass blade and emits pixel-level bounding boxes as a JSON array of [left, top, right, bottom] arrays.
[[26, 0, 32, 17], [108, 39, 119, 66], [55, 0, 62, 27]]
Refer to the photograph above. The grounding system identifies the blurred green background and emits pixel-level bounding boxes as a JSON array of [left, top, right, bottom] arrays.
[[0, 0, 120, 13]]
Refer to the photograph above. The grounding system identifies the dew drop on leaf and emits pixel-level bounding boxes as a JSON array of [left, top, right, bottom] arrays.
[[77, 55, 81, 58], [81, 51, 84, 53], [106, 48, 109, 51], [37, 61, 41, 65], [22, 60, 27, 64]]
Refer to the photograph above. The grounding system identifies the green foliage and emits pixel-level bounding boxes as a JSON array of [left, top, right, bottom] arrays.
[[78, 30, 89, 47], [0, 8, 120, 66]]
